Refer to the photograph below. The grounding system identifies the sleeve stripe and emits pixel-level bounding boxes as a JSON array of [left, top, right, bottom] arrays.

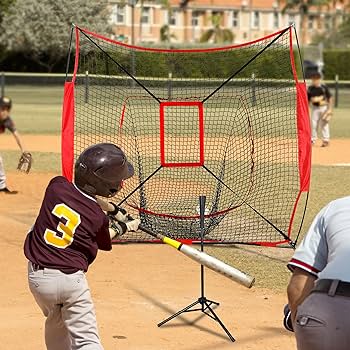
[[288, 258, 319, 276]]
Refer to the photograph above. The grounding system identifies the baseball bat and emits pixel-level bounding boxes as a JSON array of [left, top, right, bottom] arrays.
[[138, 224, 255, 289]]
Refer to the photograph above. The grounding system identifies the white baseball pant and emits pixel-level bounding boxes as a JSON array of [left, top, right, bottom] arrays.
[[311, 105, 330, 143], [27, 262, 103, 350], [0, 154, 6, 189]]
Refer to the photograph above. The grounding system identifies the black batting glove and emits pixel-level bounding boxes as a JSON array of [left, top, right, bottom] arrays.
[[283, 304, 294, 332], [108, 202, 128, 222]]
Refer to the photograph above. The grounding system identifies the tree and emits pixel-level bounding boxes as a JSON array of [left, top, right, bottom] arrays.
[[0, 0, 111, 72], [282, 0, 330, 46], [0, 0, 15, 23], [199, 14, 234, 44], [158, 0, 176, 43], [312, 16, 350, 48], [160, 24, 176, 42], [138, 0, 144, 43]]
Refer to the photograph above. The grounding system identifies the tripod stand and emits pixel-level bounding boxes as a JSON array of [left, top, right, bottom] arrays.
[[157, 195, 235, 342]]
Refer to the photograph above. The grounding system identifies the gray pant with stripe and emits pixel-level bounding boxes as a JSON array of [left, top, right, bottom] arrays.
[[295, 292, 350, 350], [28, 262, 103, 350]]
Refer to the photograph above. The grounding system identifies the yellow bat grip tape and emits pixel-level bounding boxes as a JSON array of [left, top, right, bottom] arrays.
[[163, 236, 182, 250]]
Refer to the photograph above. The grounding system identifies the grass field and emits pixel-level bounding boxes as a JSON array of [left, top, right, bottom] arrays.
[[2, 85, 350, 291], [5, 85, 350, 137]]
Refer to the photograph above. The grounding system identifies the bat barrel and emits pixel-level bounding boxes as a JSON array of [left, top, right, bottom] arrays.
[[180, 244, 255, 288], [136, 222, 255, 288]]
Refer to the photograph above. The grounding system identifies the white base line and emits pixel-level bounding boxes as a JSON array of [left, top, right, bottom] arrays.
[[332, 163, 350, 167]]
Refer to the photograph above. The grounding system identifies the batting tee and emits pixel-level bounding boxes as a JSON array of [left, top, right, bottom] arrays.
[[62, 25, 311, 247]]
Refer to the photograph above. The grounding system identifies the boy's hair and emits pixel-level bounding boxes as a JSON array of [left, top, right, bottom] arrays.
[[0, 96, 12, 110], [310, 72, 321, 80]]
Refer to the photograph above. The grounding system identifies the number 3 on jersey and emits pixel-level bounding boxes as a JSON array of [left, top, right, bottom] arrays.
[[44, 204, 81, 249]]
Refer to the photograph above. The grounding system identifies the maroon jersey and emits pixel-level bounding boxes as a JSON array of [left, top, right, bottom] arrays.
[[0, 116, 16, 134], [24, 176, 111, 273]]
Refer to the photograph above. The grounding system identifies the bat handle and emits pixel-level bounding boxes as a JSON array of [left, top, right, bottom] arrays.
[[126, 213, 157, 238]]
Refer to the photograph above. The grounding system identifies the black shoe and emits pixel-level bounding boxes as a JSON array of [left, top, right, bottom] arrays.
[[321, 141, 330, 147], [0, 187, 18, 194]]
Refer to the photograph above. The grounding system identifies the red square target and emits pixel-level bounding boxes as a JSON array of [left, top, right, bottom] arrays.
[[160, 101, 204, 167]]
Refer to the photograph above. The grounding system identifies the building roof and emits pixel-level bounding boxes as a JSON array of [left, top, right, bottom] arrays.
[[169, 0, 280, 9]]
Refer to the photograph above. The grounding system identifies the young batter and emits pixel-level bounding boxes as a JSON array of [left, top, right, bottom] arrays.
[[0, 96, 25, 193], [24, 143, 140, 350]]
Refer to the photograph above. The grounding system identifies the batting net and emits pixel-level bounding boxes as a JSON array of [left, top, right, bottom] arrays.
[[62, 25, 311, 247]]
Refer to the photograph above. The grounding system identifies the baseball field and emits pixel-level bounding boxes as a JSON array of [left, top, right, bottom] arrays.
[[1, 85, 350, 349]]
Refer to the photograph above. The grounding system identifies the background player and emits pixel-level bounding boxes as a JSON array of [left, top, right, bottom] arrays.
[[307, 72, 333, 147], [0, 96, 26, 193], [24, 143, 140, 350], [286, 195, 350, 350]]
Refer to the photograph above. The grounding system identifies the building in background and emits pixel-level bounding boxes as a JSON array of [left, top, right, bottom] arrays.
[[108, 0, 348, 45]]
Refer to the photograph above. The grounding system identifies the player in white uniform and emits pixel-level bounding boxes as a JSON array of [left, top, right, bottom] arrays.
[[285, 196, 350, 350]]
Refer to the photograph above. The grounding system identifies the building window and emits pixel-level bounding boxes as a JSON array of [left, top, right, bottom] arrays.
[[141, 7, 151, 24], [192, 11, 200, 27], [288, 14, 295, 26], [308, 15, 315, 30], [273, 12, 279, 28], [252, 11, 260, 28], [170, 10, 178, 25], [325, 15, 332, 30], [110, 4, 125, 24], [232, 10, 239, 28]]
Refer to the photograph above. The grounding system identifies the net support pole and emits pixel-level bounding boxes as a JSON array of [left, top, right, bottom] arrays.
[[334, 74, 339, 108], [84, 70, 89, 104], [157, 195, 235, 342], [199, 195, 205, 304], [130, 1, 136, 87], [0, 72, 4, 98], [251, 73, 256, 107], [167, 72, 172, 101]]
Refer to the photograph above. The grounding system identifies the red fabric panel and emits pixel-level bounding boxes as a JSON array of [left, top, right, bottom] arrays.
[[287, 83, 311, 237], [61, 82, 75, 181], [296, 82, 311, 192], [159, 101, 204, 167]]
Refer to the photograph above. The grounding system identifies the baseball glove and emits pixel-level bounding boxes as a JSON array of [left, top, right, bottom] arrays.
[[17, 152, 32, 174], [321, 109, 332, 122]]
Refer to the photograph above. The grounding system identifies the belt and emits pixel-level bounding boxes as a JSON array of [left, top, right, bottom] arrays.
[[31, 262, 44, 270], [312, 279, 350, 297]]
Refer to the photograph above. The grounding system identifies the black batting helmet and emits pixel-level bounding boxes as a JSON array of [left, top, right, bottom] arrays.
[[0, 96, 12, 110], [74, 143, 134, 198]]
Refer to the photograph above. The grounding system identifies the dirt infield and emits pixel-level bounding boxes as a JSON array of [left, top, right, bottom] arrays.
[[0, 173, 295, 350], [0, 135, 349, 349], [1, 134, 349, 165]]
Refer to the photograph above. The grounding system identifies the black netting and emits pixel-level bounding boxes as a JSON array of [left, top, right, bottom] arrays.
[[70, 26, 307, 245]]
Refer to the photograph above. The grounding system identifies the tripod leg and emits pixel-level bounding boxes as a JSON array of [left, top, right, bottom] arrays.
[[205, 299, 220, 307], [157, 300, 201, 327], [205, 301, 235, 342]]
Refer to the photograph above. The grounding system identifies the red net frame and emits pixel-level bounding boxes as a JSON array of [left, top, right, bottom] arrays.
[[62, 25, 311, 247]]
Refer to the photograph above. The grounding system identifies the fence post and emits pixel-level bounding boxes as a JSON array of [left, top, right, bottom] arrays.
[[334, 74, 339, 109], [1, 72, 4, 97], [84, 70, 89, 104], [167, 72, 172, 101], [251, 73, 256, 107]]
